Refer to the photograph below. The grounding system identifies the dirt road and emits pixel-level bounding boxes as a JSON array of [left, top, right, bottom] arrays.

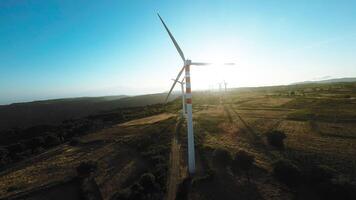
[[166, 118, 183, 200]]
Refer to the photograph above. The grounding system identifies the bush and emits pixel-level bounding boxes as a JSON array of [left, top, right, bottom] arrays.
[[316, 181, 356, 200], [232, 150, 255, 181], [32, 147, 45, 154], [0, 147, 8, 158], [113, 188, 132, 200], [0, 147, 9, 166], [29, 137, 45, 150], [273, 159, 301, 186], [7, 186, 21, 192], [69, 138, 81, 146], [266, 130, 287, 149], [192, 169, 215, 187], [176, 177, 191, 200], [138, 173, 160, 193], [212, 148, 232, 168], [44, 135, 60, 148], [6, 142, 27, 161], [76, 161, 98, 177], [306, 165, 335, 184]]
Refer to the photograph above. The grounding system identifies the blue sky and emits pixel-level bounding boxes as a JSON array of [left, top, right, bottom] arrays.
[[1, 0, 355, 104]]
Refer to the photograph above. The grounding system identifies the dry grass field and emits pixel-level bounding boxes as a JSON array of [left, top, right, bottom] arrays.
[[0, 82, 355, 200], [183, 82, 356, 200], [0, 114, 176, 199]]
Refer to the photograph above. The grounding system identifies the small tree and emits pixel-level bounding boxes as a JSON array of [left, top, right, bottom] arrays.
[[266, 130, 287, 149], [232, 150, 255, 182], [0, 147, 9, 167], [69, 137, 81, 146], [29, 137, 45, 152], [44, 135, 60, 148], [139, 173, 160, 193], [76, 161, 98, 177], [307, 165, 335, 184], [212, 148, 232, 168], [6, 142, 26, 161], [273, 159, 301, 187], [176, 177, 192, 200]]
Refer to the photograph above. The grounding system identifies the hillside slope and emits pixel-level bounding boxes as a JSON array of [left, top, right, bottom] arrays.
[[0, 93, 177, 130]]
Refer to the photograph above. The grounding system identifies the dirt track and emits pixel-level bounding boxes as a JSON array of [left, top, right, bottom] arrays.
[[166, 117, 183, 200]]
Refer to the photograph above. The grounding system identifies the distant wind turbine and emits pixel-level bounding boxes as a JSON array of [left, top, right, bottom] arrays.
[[171, 78, 186, 116], [223, 80, 227, 92], [158, 13, 235, 174]]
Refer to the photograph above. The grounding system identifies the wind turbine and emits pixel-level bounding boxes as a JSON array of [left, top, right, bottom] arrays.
[[158, 14, 234, 174], [171, 78, 186, 116], [223, 80, 227, 92]]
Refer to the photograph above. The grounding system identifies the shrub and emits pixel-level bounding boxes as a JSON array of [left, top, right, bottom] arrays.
[[232, 150, 255, 181], [273, 159, 301, 186], [176, 177, 191, 200], [0, 147, 8, 158], [76, 161, 98, 177], [192, 169, 215, 187], [306, 165, 335, 184], [29, 137, 45, 150], [69, 138, 81, 146], [32, 147, 45, 154], [0, 147, 9, 166], [316, 180, 356, 200], [212, 148, 232, 168], [138, 173, 160, 193], [7, 186, 20, 192], [44, 135, 60, 148], [266, 130, 287, 149], [6, 142, 26, 154], [113, 188, 132, 200]]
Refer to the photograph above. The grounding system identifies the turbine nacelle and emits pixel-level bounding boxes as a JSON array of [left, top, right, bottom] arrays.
[[185, 60, 192, 66]]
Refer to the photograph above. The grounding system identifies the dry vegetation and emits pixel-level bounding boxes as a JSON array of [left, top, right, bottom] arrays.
[[180, 82, 356, 200], [0, 82, 356, 200]]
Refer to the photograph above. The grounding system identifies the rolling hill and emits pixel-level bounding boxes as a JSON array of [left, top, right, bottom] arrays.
[[292, 77, 356, 85], [0, 93, 178, 131]]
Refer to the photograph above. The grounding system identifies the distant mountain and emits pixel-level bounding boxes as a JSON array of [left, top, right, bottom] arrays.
[[292, 77, 356, 85], [0, 93, 177, 131]]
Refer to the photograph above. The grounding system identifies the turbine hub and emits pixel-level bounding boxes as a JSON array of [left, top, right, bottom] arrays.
[[185, 60, 192, 65]]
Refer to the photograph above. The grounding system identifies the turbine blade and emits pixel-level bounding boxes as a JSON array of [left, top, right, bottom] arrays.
[[171, 78, 182, 84], [166, 66, 185, 102], [191, 62, 211, 66], [192, 62, 236, 66], [157, 14, 186, 63]]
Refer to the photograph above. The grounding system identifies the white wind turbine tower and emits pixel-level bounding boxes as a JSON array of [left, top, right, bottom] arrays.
[[158, 14, 234, 174], [171, 78, 186, 116], [223, 80, 227, 92]]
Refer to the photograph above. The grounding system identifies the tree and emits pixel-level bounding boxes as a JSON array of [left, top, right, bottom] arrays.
[[69, 137, 81, 146], [307, 165, 335, 184], [29, 137, 45, 152], [266, 130, 287, 149], [6, 142, 26, 161], [76, 161, 98, 177], [44, 134, 60, 148], [139, 173, 160, 193], [273, 159, 301, 187], [232, 150, 255, 182], [0, 147, 9, 167]]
